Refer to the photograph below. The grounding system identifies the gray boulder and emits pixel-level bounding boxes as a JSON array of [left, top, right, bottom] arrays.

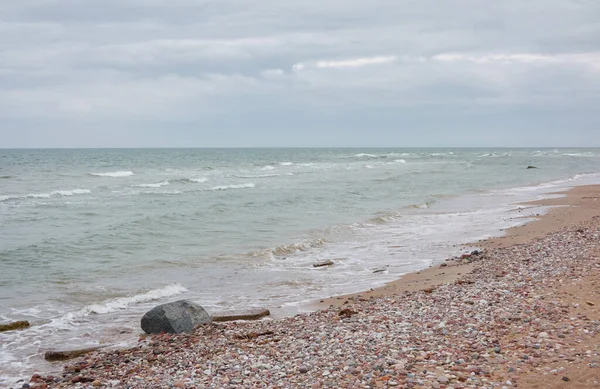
[[141, 300, 211, 334]]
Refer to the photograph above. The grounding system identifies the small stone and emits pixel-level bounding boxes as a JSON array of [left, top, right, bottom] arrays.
[[562, 376, 570, 382], [299, 366, 308, 374], [586, 301, 595, 306], [437, 375, 449, 383], [92, 380, 102, 387], [538, 332, 549, 338]]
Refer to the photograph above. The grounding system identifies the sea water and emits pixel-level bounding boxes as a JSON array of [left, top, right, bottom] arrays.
[[1, 147, 600, 384]]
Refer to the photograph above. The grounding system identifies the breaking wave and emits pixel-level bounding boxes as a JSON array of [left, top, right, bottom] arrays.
[[412, 200, 437, 209], [0, 189, 91, 202], [133, 181, 170, 188], [67, 284, 188, 317], [208, 183, 255, 191], [89, 171, 134, 178], [235, 174, 283, 178], [354, 153, 379, 158], [252, 238, 328, 258], [174, 177, 208, 184]]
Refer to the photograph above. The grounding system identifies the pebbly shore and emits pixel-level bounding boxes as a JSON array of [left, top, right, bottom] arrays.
[[21, 216, 599, 388]]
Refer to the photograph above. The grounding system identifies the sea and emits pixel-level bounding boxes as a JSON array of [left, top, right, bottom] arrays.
[[1, 147, 600, 385]]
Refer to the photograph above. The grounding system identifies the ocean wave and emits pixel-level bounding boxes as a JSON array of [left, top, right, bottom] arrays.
[[263, 238, 328, 257], [260, 165, 276, 171], [280, 162, 294, 166], [140, 190, 182, 196], [174, 177, 208, 184], [235, 174, 283, 178], [366, 213, 399, 224], [354, 153, 379, 158], [89, 171, 134, 178], [563, 153, 596, 157], [208, 183, 255, 191], [394, 159, 407, 164], [0, 189, 91, 202], [412, 200, 436, 209], [133, 181, 170, 188], [73, 284, 188, 317]]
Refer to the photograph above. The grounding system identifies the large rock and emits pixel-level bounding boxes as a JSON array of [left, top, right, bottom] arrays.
[[0, 320, 30, 332], [211, 308, 271, 322], [141, 300, 211, 334]]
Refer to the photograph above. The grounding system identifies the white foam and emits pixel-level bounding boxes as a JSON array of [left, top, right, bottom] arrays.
[[280, 162, 294, 166], [236, 174, 282, 178], [189, 177, 208, 183], [354, 153, 377, 158], [260, 165, 275, 171], [52, 189, 92, 196], [90, 171, 134, 178], [133, 181, 170, 188], [67, 284, 188, 318], [209, 183, 256, 191], [0, 189, 91, 202], [394, 159, 407, 164], [563, 153, 595, 157]]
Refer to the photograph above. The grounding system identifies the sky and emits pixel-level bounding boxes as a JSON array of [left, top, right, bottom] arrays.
[[0, 0, 599, 148]]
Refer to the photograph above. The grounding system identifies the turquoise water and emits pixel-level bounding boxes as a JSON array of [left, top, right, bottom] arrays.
[[1, 147, 600, 383]]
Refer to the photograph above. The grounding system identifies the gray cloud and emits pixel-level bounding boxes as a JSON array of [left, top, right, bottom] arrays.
[[0, 0, 599, 147]]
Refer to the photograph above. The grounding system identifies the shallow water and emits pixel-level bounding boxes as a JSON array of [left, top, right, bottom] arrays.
[[1, 147, 600, 384]]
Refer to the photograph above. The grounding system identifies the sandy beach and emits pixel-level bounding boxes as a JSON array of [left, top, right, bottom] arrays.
[[23, 184, 600, 388]]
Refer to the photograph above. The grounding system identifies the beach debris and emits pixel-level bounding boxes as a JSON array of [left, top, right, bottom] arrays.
[[313, 260, 334, 268], [527, 165, 538, 169], [338, 308, 357, 318], [233, 330, 274, 340], [372, 265, 388, 273], [45, 346, 105, 362], [211, 308, 271, 322], [586, 300, 595, 306], [141, 300, 211, 334], [0, 320, 30, 332]]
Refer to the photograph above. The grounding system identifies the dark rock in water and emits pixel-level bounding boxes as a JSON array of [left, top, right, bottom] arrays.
[[527, 166, 538, 169], [372, 267, 387, 273], [45, 346, 104, 362], [141, 300, 211, 334], [211, 308, 271, 322], [313, 260, 334, 268], [471, 250, 481, 256], [0, 320, 30, 332]]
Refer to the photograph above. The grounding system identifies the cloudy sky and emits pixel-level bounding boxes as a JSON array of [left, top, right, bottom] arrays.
[[1, 0, 599, 148]]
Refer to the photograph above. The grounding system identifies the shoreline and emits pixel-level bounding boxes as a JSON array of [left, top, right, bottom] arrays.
[[15, 184, 600, 388], [308, 184, 600, 311]]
